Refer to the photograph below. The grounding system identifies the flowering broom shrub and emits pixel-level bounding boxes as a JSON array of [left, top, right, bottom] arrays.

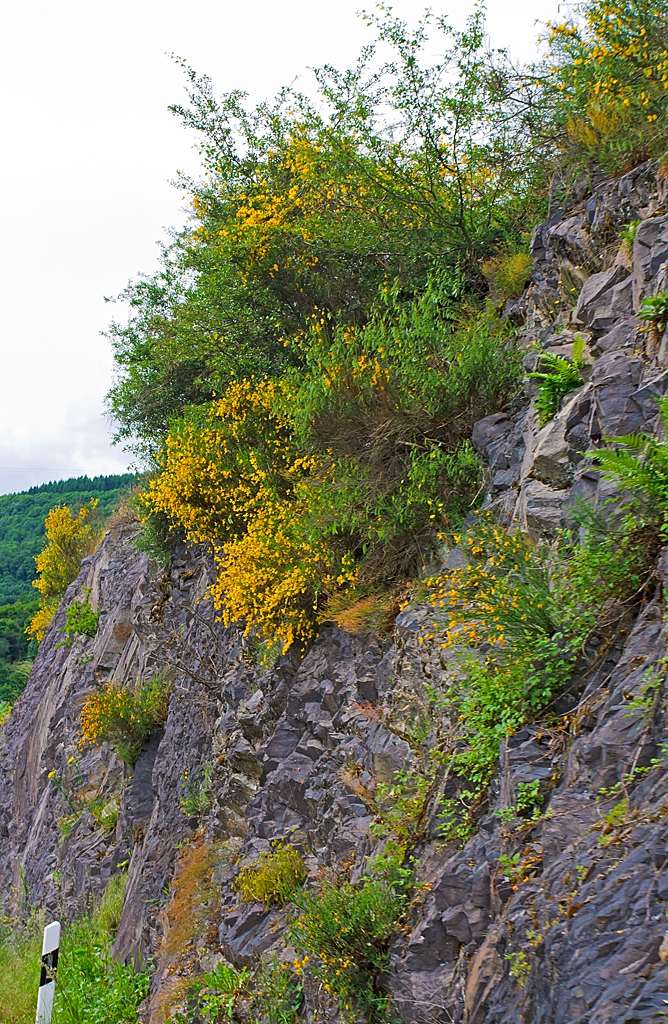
[[290, 871, 409, 1021], [28, 499, 103, 641], [544, 0, 668, 171], [80, 675, 171, 766]]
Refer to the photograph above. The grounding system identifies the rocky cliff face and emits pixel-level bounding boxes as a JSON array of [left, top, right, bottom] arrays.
[[3, 161, 668, 1023]]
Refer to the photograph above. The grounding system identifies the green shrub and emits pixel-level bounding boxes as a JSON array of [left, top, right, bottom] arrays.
[[408, 506, 655, 843], [542, 0, 668, 173], [290, 862, 410, 1021], [179, 763, 214, 818], [58, 591, 100, 647], [483, 251, 533, 301], [80, 675, 171, 766], [248, 956, 303, 1024], [233, 844, 307, 907], [190, 962, 250, 1023]]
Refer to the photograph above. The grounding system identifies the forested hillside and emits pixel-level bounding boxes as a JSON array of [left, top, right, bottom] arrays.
[[0, 474, 134, 705], [0, 473, 135, 605]]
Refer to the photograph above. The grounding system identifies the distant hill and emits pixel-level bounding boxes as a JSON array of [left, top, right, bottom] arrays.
[[0, 473, 137, 605]]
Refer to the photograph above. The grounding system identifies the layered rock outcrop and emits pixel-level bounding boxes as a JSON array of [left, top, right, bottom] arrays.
[[3, 160, 668, 1023]]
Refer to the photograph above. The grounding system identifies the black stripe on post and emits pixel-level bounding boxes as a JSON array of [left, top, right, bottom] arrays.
[[39, 948, 59, 988]]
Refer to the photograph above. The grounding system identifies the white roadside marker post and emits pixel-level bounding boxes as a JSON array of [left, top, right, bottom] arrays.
[[35, 921, 60, 1024]]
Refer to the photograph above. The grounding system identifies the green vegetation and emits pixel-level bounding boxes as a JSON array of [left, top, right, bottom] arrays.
[[529, 336, 585, 426], [80, 675, 171, 766], [0, 597, 37, 704], [289, 856, 411, 1022], [0, 874, 148, 1024], [593, 393, 668, 536], [638, 290, 668, 332], [105, 0, 668, 659], [233, 844, 307, 907], [89, 3, 668, 1016], [367, 504, 656, 846], [57, 591, 100, 647], [175, 956, 303, 1024], [0, 475, 134, 606], [178, 763, 214, 818]]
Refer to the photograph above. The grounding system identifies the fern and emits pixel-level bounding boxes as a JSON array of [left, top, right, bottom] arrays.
[[592, 395, 668, 534], [528, 341, 584, 426]]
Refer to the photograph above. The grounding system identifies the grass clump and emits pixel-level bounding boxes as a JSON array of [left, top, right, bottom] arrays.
[[80, 674, 170, 766], [483, 251, 533, 302], [233, 844, 307, 908]]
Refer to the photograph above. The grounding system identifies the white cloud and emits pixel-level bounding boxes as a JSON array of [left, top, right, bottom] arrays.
[[0, 401, 131, 495]]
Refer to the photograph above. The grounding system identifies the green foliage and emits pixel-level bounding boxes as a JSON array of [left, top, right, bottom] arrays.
[[412, 505, 654, 843], [621, 219, 640, 253], [505, 949, 531, 988], [80, 675, 171, 767], [57, 591, 100, 647], [515, 780, 544, 818], [592, 394, 668, 536], [0, 874, 147, 1024], [233, 844, 307, 907], [177, 957, 302, 1024], [247, 956, 303, 1024], [87, 793, 120, 831], [638, 290, 668, 332], [483, 251, 533, 301], [106, 10, 543, 452], [0, 475, 134, 606], [0, 596, 37, 704], [528, 339, 584, 426], [290, 859, 410, 1021], [541, 0, 668, 174], [192, 963, 250, 1022], [179, 763, 214, 818]]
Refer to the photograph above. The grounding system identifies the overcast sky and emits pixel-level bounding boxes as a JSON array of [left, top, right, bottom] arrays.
[[0, 0, 561, 496]]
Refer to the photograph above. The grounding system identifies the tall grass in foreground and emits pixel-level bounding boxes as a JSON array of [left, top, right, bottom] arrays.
[[0, 874, 149, 1024]]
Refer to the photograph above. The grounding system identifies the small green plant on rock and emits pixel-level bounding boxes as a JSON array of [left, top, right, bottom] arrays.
[[57, 589, 100, 647], [592, 394, 668, 537], [179, 763, 214, 818], [87, 792, 120, 831], [197, 962, 250, 1022], [528, 335, 584, 426], [515, 780, 544, 819], [638, 290, 668, 333], [505, 948, 531, 988], [233, 844, 307, 907]]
